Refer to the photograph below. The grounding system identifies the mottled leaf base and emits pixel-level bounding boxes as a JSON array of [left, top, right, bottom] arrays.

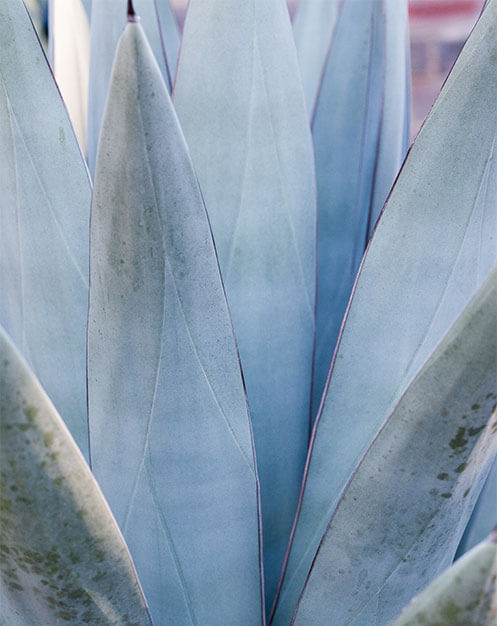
[[392, 529, 497, 625], [0, 327, 152, 625]]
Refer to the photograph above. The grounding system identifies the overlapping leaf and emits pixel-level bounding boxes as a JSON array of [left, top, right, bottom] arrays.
[[0, 326, 152, 625], [287, 267, 497, 624], [292, 0, 341, 118], [87, 20, 263, 625], [87, 0, 179, 174], [458, 455, 497, 557], [274, 0, 497, 619], [0, 0, 91, 458], [309, 0, 410, 418], [174, 0, 316, 605], [392, 530, 497, 625]]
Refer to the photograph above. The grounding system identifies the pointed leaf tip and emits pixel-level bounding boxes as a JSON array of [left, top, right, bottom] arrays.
[[127, 0, 139, 22]]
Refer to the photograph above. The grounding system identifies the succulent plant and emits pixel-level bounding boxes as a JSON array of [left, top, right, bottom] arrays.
[[0, 0, 496, 624]]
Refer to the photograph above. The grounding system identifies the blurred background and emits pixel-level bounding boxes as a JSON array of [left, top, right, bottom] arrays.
[[408, 0, 484, 136], [29, 0, 486, 140]]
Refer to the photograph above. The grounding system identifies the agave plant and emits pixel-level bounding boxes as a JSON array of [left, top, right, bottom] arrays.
[[0, 0, 496, 624]]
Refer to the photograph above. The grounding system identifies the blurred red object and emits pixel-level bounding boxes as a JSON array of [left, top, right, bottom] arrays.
[[408, 0, 485, 138], [409, 0, 481, 18]]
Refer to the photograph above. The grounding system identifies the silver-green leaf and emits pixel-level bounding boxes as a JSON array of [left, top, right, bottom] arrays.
[[88, 20, 263, 625]]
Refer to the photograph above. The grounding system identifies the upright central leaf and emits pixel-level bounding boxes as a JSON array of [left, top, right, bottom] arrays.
[[174, 0, 316, 605], [88, 17, 263, 626]]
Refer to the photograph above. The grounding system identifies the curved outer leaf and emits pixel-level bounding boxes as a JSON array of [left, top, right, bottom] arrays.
[[457, 455, 497, 557], [292, 0, 341, 118], [88, 22, 264, 626], [392, 530, 497, 626], [49, 0, 90, 154], [0, 327, 152, 625], [288, 267, 497, 625], [173, 0, 316, 605], [87, 0, 180, 174], [311, 0, 410, 419], [274, 1, 497, 620], [0, 0, 91, 457]]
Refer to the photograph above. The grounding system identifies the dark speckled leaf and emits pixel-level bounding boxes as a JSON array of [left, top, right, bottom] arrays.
[[286, 267, 497, 625], [273, 2, 497, 620], [0, 326, 152, 626]]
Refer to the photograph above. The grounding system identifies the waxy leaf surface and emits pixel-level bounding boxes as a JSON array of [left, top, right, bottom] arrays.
[[87, 0, 179, 174], [275, 1, 497, 620], [0, 327, 152, 625], [289, 268, 497, 625], [88, 22, 263, 626], [0, 0, 91, 457], [310, 0, 410, 418], [174, 0, 316, 605]]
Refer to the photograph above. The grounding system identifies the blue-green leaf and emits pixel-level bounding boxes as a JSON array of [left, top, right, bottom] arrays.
[[273, 0, 497, 619], [0, 326, 152, 625], [457, 455, 497, 557], [0, 0, 91, 458], [392, 530, 497, 626], [87, 0, 180, 174], [87, 21, 263, 625], [311, 0, 410, 418], [288, 267, 497, 625], [173, 0, 316, 605]]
